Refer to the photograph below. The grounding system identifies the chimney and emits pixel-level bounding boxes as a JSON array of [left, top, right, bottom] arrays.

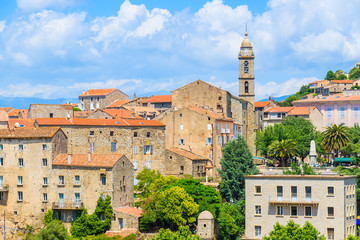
[[67, 154, 73, 164], [88, 152, 92, 162]]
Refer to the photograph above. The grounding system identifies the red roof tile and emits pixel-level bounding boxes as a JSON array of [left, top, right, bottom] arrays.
[[36, 118, 165, 127], [331, 80, 353, 84], [287, 106, 317, 116], [106, 100, 130, 108], [79, 88, 120, 97], [74, 111, 93, 118], [0, 107, 12, 112], [8, 119, 35, 128], [264, 107, 295, 113], [103, 109, 143, 119], [293, 93, 360, 104], [53, 154, 124, 168], [142, 95, 172, 103], [8, 109, 28, 118], [255, 101, 271, 108], [114, 207, 143, 217], [167, 148, 208, 160], [0, 127, 61, 139]]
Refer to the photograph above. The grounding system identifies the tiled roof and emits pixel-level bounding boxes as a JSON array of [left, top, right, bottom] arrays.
[[29, 104, 73, 111], [114, 207, 143, 217], [79, 88, 121, 97], [264, 107, 295, 113], [255, 101, 271, 108], [293, 93, 360, 104], [105, 229, 137, 238], [0, 107, 12, 112], [53, 154, 123, 167], [106, 100, 130, 108], [187, 105, 232, 121], [142, 95, 172, 103], [167, 148, 208, 160], [331, 80, 353, 84], [0, 111, 8, 121], [36, 118, 165, 127], [74, 111, 92, 118], [0, 127, 61, 139], [123, 106, 160, 115], [8, 109, 28, 118], [8, 119, 35, 128], [103, 109, 143, 119], [287, 106, 317, 116]]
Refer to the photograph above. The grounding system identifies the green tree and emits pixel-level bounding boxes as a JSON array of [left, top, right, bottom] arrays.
[[263, 220, 325, 240], [256, 124, 288, 157], [151, 226, 200, 240], [349, 67, 360, 80], [35, 221, 70, 240], [155, 186, 199, 230], [335, 70, 348, 80], [351, 85, 360, 90], [268, 139, 298, 167], [218, 136, 258, 202], [325, 70, 336, 80], [218, 201, 245, 240], [321, 124, 351, 158], [43, 209, 61, 226], [73, 107, 81, 111], [283, 162, 316, 175]]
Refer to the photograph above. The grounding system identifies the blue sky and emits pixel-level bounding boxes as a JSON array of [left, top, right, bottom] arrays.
[[0, 0, 360, 101]]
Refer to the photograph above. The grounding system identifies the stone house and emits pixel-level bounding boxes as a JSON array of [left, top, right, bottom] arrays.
[[28, 104, 74, 119], [87, 109, 143, 120], [245, 175, 357, 239], [165, 148, 212, 178], [111, 207, 143, 232], [197, 211, 214, 240], [254, 97, 277, 130], [323, 80, 354, 96], [122, 106, 160, 120], [8, 109, 28, 119], [35, 118, 166, 175], [79, 89, 129, 111], [142, 95, 172, 113]]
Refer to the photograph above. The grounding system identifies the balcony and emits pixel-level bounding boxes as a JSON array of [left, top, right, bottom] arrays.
[[52, 201, 83, 210], [0, 185, 9, 192], [268, 197, 319, 206]]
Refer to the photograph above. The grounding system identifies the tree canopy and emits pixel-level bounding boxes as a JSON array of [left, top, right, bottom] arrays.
[[268, 139, 298, 167], [349, 67, 360, 80], [325, 70, 336, 80], [151, 226, 200, 240], [283, 162, 316, 175], [218, 201, 245, 240], [321, 123, 351, 157], [35, 221, 70, 240]]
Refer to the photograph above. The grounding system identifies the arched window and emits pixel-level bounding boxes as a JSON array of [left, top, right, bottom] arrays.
[[245, 81, 249, 93], [244, 61, 249, 73]]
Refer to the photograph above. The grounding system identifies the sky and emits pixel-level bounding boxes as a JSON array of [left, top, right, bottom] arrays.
[[0, 0, 360, 101]]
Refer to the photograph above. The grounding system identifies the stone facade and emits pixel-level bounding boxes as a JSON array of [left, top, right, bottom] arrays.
[[79, 89, 129, 111], [245, 175, 357, 240], [28, 104, 74, 119], [197, 211, 214, 240], [111, 207, 143, 231]]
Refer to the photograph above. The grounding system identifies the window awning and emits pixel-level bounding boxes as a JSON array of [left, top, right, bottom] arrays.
[[334, 158, 353, 163]]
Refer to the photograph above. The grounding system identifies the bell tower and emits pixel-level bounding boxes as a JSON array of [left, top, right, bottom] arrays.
[[238, 32, 255, 104]]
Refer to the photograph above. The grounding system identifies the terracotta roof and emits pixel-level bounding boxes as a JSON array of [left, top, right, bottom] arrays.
[[8, 109, 28, 118], [167, 148, 209, 160], [53, 154, 124, 167], [331, 80, 353, 84], [106, 100, 130, 108], [264, 107, 295, 113], [103, 109, 143, 119], [293, 93, 360, 104], [0, 111, 8, 121], [187, 105, 233, 121], [79, 88, 124, 97], [0, 107, 12, 112], [0, 127, 61, 139], [255, 101, 271, 108], [287, 106, 317, 116], [74, 111, 92, 118], [142, 95, 172, 103], [8, 119, 35, 128], [105, 229, 137, 238], [36, 118, 165, 127], [123, 106, 160, 115], [114, 207, 143, 217]]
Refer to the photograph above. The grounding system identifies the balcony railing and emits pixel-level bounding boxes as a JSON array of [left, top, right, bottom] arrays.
[[0, 185, 9, 192], [52, 201, 83, 210], [268, 196, 319, 206]]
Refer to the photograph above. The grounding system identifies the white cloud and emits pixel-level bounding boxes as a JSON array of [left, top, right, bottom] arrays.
[[17, 0, 74, 12], [0, 21, 6, 32], [11, 52, 32, 66]]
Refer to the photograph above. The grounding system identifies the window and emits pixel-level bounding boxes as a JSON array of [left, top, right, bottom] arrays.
[[305, 186, 311, 201], [90, 131, 94, 135], [75, 193, 81, 207], [276, 206, 283, 216], [327, 207, 334, 217], [49, 113, 53, 118], [218, 136, 221, 145], [18, 176, 23, 185], [255, 186, 261, 194], [291, 186, 297, 201], [43, 193, 48, 202], [146, 132, 150, 137], [0, 192, 4, 200], [180, 124, 184, 130], [134, 132, 137, 137], [255, 226, 261, 238], [146, 160, 151, 169], [133, 160, 138, 170], [277, 186, 283, 200], [0, 158, 3, 166], [110, 131, 114, 136], [255, 205, 261, 215], [100, 174, 106, 185], [179, 139, 185, 145], [18, 158, 23, 167], [0, 144, 3, 151], [179, 114, 182, 118], [291, 206, 298, 216], [97, 97, 100, 101], [144, 145, 153, 154], [19, 145, 23, 151], [245, 81, 249, 93], [43, 177, 48, 185], [111, 142, 116, 152], [133, 145, 138, 154], [91, 97, 93, 101], [327, 228, 334, 240], [340, 107, 345, 119], [42, 158, 47, 167], [90, 142, 95, 152], [327, 108, 332, 119], [59, 176, 64, 185], [355, 107, 359, 119], [75, 176, 80, 185], [42, 144, 47, 151], [305, 206, 312, 217], [180, 166, 184, 173], [244, 61, 249, 73], [206, 137, 212, 145], [226, 136, 230, 143], [207, 124, 211, 130], [327, 186, 334, 196], [17, 191, 23, 201]]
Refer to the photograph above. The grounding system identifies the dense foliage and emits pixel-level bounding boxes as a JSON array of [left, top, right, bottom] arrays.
[[218, 136, 258, 202], [35, 221, 70, 240], [151, 226, 201, 240], [217, 201, 245, 240], [321, 123, 351, 157], [263, 220, 325, 240], [276, 85, 314, 107], [283, 162, 316, 175], [70, 195, 113, 237], [349, 67, 360, 80], [268, 139, 298, 167]]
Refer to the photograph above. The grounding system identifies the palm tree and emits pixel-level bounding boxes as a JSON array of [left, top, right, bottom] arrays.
[[268, 139, 298, 167], [321, 124, 351, 159]]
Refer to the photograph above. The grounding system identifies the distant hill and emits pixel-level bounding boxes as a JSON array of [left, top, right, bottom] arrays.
[[0, 97, 78, 109], [258, 95, 291, 102]]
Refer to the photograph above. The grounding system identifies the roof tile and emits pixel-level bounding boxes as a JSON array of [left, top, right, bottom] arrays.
[[0, 127, 61, 139], [142, 95, 172, 103], [167, 148, 209, 160], [53, 154, 124, 168], [79, 88, 119, 97], [114, 207, 143, 217]]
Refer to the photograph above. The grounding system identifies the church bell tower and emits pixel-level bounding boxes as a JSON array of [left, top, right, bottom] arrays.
[[238, 32, 255, 104]]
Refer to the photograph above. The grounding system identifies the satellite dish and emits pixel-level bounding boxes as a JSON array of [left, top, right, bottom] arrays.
[[14, 122, 20, 128]]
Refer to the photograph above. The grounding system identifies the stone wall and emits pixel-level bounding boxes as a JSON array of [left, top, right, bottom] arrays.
[[28, 104, 74, 119], [80, 90, 129, 111]]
